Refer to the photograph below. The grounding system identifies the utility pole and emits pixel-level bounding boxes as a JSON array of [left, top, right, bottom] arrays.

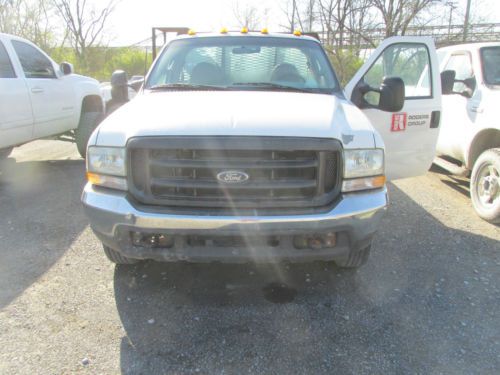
[[446, 1, 457, 37], [463, 0, 472, 42]]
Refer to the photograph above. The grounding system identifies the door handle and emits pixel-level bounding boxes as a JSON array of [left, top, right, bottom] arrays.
[[31, 87, 44, 94]]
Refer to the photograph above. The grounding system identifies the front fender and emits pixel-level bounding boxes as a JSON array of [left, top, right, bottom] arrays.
[[69, 75, 104, 116]]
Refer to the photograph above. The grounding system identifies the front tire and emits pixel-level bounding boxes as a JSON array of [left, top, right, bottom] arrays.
[[0, 147, 13, 160], [103, 245, 139, 265], [470, 148, 500, 224], [76, 111, 103, 158], [335, 245, 371, 268]]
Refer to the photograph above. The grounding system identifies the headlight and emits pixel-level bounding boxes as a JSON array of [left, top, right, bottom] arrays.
[[87, 147, 126, 176], [344, 149, 384, 178], [86, 147, 127, 191]]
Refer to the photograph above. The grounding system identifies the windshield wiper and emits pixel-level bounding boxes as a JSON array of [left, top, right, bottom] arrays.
[[231, 82, 313, 92], [148, 83, 226, 91]]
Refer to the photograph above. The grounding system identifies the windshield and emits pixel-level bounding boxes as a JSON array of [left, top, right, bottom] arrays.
[[481, 46, 500, 85], [146, 36, 339, 93]]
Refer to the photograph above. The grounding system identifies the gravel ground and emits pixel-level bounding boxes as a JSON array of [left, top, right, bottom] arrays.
[[0, 140, 499, 375]]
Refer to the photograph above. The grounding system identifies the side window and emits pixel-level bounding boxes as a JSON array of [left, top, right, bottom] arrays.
[[444, 53, 473, 92], [11, 40, 56, 79], [363, 43, 432, 105], [0, 41, 16, 78]]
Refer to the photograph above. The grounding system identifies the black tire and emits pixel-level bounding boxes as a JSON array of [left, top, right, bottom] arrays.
[[0, 147, 13, 160], [470, 148, 500, 224], [103, 245, 139, 265], [335, 245, 371, 268], [76, 111, 103, 158]]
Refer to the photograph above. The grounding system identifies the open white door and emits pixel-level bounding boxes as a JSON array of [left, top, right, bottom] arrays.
[[345, 36, 442, 180]]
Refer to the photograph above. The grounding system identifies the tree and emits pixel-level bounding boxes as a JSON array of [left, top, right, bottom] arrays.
[[370, 0, 443, 37], [0, 0, 54, 49], [232, 1, 261, 29], [281, 0, 316, 32], [52, 0, 117, 72]]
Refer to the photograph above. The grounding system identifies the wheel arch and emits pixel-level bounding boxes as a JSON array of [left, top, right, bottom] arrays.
[[81, 95, 104, 115], [466, 128, 500, 169]]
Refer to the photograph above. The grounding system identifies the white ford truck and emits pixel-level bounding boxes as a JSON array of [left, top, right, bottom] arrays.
[[435, 43, 500, 223], [82, 31, 442, 267], [0, 33, 103, 159]]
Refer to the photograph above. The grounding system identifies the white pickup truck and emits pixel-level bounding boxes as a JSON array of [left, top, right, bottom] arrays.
[[82, 31, 442, 267], [0, 33, 103, 159], [435, 43, 500, 223]]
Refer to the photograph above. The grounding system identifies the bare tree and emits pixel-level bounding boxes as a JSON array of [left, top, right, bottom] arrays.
[[232, 1, 261, 29], [370, 0, 443, 37], [52, 0, 117, 69], [281, 0, 318, 32]]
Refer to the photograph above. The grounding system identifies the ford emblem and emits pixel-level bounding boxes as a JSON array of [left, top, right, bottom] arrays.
[[217, 170, 249, 184]]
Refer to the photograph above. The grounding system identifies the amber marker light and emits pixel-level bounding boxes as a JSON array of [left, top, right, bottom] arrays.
[[241, 27, 248, 34], [220, 27, 228, 34], [261, 28, 269, 34], [293, 29, 302, 36], [188, 29, 196, 36], [86, 172, 101, 185]]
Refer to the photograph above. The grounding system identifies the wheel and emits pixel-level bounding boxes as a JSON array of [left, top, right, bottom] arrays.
[[0, 147, 13, 159], [76, 111, 103, 158], [103, 245, 139, 265], [470, 148, 500, 224], [335, 245, 371, 268]]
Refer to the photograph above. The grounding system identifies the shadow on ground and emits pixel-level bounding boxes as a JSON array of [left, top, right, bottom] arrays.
[[0, 157, 88, 309], [430, 163, 471, 198], [114, 184, 500, 374]]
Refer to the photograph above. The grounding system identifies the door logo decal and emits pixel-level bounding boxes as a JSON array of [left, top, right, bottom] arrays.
[[391, 113, 407, 132]]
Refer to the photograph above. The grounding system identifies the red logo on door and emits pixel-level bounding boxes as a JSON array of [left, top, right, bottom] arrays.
[[391, 113, 407, 132]]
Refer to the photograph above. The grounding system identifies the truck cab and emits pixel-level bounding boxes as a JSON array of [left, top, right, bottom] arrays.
[[436, 43, 500, 223], [82, 31, 442, 267], [0, 33, 103, 159]]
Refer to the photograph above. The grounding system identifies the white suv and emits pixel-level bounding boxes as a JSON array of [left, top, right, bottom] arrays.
[[0, 33, 103, 159]]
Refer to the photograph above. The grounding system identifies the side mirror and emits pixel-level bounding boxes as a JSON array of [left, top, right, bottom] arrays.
[[440, 70, 456, 95], [111, 70, 128, 87], [60, 62, 74, 75], [463, 77, 476, 92], [378, 77, 405, 112], [110, 70, 129, 103]]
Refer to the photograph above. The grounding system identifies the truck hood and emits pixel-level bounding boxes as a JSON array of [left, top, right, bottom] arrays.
[[94, 91, 376, 148]]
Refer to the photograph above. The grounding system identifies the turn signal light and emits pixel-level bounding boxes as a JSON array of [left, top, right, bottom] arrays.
[[86, 172, 128, 191], [342, 175, 386, 192]]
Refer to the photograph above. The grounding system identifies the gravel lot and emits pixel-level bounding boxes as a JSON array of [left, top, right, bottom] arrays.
[[0, 140, 499, 374]]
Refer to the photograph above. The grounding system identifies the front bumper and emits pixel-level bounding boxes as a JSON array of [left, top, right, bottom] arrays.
[[82, 183, 388, 262]]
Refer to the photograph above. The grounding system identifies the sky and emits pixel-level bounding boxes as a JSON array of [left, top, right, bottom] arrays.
[[104, 0, 500, 47], [109, 0, 277, 46]]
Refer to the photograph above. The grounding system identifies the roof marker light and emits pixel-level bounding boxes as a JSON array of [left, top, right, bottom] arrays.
[[241, 27, 248, 34], [261, 28, 269, 34], [188, 29, 196, 36], [293, 29, 302, 36], [220, 27, 228, 34]]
